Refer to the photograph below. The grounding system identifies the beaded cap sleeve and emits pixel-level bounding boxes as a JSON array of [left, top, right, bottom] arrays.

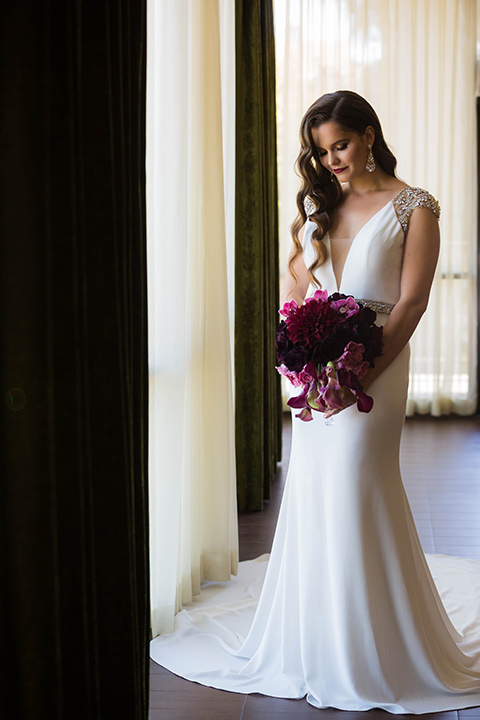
[[304, 196, 316, 216], [393, 186, 440, 233]]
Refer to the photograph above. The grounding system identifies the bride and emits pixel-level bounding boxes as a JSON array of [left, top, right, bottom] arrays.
[[150, 90, 480, 714]]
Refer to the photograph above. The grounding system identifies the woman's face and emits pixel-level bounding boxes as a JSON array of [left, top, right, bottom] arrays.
[[311, 121, 373, 181]]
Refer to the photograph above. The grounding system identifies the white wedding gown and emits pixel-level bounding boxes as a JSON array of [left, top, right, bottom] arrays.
[[150, 187, 480, 713]]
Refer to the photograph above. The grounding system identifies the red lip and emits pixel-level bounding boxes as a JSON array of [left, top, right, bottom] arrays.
[[333, 168, 347, 174]]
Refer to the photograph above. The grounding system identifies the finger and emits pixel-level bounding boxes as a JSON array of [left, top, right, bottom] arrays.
[[324, 408, 339, 419]]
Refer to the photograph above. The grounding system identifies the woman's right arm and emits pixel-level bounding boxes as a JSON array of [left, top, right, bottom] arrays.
[[280, 224, 310, 307]]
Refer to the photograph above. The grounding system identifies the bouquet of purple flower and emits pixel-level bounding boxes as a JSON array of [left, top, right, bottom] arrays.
[[276, 290, 383, 422]]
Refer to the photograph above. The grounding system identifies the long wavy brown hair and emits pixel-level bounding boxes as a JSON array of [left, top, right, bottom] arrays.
[[289, 90, 398, 286]]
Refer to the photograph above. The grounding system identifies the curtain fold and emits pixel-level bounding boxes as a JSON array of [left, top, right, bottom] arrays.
[[235, 0, 282, 512], [274, 0, 477, 416], [147, 0, 238, 637], [477, 96, 480, 415], [0, 2, 149, 719]]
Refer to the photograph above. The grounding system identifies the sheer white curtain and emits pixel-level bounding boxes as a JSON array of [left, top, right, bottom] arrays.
[[275, 0, 477, 415], [147, 0, 238, 637]]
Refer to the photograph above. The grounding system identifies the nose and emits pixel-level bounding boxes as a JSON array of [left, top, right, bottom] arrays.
[[328, 150, 340, 168]]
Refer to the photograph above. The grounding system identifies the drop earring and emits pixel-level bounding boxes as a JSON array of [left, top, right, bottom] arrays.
[[366, 144, 376, 173]]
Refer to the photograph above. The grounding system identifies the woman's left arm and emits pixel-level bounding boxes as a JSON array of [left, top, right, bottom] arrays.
[[362, 206, 440, 390], [324, 207, 440, 418]]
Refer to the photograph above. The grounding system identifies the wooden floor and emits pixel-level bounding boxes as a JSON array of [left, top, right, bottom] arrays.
[[150, 414, 480, 720]]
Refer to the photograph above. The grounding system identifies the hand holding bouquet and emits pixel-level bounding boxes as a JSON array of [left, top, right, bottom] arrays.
[[276, 290, 383, 422]]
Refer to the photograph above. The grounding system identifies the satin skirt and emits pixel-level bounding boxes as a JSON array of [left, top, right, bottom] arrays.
[[150, 346, 480, 713]]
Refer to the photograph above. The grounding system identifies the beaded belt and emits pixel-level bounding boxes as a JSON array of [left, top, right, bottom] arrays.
[[356, 298, 395, 314]]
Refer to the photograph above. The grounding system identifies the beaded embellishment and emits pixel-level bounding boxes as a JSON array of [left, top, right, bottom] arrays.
[[393, 187, 440, 233], [356, 298, 395, 315], [304, 196, 316, 216]]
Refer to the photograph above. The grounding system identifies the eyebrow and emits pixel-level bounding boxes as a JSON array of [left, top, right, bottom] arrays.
[[315, 138, 349, 151]]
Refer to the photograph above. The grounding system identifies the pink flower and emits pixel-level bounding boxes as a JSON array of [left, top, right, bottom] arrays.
[[276, 364, 303, 388], [284, 298, 338, 349], [323, 377, 344, 409], [296, 407, 314, 421], [312, 389, 328, 413], [298, 361, 318, 385], [312, 289, 329, 302], [337, 341, 370, 379], [278, 298, 299, 318], [288, 380, 324, 414], [287, 383, 311, 409], [330, 295, 360, 318], [306, 383, 323, 410], [276, 291, 382, 420], [354, 389, 374, 413]]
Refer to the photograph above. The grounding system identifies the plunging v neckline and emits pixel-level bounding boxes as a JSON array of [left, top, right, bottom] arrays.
[[329, 188, 406, 292]]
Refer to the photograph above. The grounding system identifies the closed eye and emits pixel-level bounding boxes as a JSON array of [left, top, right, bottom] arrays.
[[316, 143, 348, 157]]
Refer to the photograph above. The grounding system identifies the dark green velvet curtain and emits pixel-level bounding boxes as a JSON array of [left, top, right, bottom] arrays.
[[0, 3, 149, 719], [235, 0, 282, 512]]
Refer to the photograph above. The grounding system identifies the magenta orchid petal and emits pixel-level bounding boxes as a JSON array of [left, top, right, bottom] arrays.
[[325, 361, 337, 378], [336, 367, 359, 390], [355, 390, 374, 413], [323, 380, 344, 409], [312, 289, 329, 302], [306, 384, 322, 409], [314, 392, 328, 412], [296, 407, 314, 422], [330, 296, 360, 318], [278, 298, 298, 318], [287, 384, 310, 409]]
